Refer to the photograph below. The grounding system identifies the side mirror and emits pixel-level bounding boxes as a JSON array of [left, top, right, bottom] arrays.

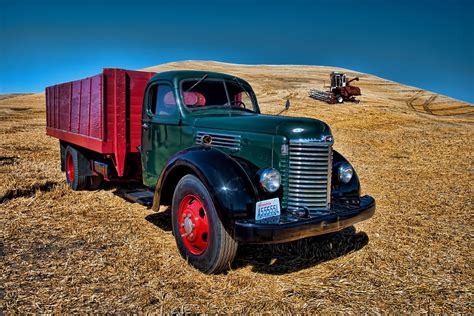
[[277, 99, 291, 116]]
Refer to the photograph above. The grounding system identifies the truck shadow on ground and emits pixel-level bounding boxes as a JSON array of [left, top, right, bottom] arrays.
[[233, 226, 368, 274], [143, 207, 369, 275], [145, 209, 173, 231]]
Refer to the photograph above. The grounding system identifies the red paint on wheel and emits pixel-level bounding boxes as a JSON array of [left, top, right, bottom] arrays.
[[66, 152, 75, 183], [178, 194, 209, 255]]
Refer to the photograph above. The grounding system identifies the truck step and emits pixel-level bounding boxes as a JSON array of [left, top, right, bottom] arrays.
[[123, 190, 154, 207]]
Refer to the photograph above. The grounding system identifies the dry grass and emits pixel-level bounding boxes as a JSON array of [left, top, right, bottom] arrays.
[[1, 61, 473, 313]]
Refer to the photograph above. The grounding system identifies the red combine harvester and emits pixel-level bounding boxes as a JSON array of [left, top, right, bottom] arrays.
[[309, 72, 361, 104]]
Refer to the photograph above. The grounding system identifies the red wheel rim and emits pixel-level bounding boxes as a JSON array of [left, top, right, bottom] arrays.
[[178, 194, 209, 255], [66, 152, 75, 183]]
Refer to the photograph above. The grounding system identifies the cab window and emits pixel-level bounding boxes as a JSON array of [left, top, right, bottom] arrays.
[[226, 81, 253, 109], [180, 78, 258, 112], [149, 84, 176, 116]]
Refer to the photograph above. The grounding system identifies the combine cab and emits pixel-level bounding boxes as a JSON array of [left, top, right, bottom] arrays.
[[309, 72, 361, 104]]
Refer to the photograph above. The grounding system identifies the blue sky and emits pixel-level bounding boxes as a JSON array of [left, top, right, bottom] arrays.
[[1, 0, 473, 103]]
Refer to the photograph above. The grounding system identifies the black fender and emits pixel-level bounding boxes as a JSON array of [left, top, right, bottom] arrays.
[[152, 146, 259, 234], [331, 150, 361, 200]]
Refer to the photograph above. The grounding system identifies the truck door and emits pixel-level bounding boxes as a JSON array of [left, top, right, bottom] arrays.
[[141, 81, 181, 188]]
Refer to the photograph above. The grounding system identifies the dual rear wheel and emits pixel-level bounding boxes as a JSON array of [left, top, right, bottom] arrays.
[[64, 146, 102, 190]]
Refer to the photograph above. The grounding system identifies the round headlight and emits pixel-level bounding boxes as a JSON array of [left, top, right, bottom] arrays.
[[259, 168, 281, 193], [338, 163, 353, 184]]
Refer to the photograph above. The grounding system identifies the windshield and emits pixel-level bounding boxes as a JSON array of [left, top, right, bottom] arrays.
[[180, 78, 258, 112]]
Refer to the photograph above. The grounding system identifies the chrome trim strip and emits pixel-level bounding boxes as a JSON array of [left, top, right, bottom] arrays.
[[290, 155, 329, 160], [288, 147, 330, 151], [290, 161, 330, 166], [289, 171, 328, 176], [289, 180, 327, 185], [289, 164, 330, 169], [196, 131, 242, 139], [288, 185, 328, 190], [288, 192, 327, 198]]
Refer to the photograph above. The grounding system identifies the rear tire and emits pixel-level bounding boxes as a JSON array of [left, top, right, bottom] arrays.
[[171, 175, 238, 274], [65, 146, 88, 190]]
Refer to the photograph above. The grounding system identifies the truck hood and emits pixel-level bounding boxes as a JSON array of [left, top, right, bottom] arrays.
[[192, 113, 332, 139]]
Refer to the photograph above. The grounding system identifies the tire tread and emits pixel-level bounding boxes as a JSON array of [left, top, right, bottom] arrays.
[[206, 220, 238, 273]]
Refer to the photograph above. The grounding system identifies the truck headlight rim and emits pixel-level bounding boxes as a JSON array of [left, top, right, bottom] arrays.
[[338, 163, 353, 184], [259, 167, 281, 193]]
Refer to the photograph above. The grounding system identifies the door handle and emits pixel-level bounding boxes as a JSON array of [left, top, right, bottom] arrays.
[[142, 123, 149, 130]]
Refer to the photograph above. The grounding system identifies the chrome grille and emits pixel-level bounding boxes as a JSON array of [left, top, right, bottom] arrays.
[[195, 131, 241, 151], [287, 140, 332, 212]]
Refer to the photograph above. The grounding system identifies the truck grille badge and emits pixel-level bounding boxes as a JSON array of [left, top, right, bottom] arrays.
[[201, 135, 213, 145]]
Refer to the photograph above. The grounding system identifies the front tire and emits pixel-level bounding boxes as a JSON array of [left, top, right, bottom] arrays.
[[171, 175, 237, 274]]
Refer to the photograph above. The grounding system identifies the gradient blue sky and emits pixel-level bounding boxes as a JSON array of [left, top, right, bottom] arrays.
[[1, 0, 473, 102]]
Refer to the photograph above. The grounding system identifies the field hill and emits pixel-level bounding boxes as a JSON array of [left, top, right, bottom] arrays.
[[1, 61, 472, 313]]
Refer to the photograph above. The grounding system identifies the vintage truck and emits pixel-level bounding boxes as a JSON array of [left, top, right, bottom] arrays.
[[45, 68, 375, 273]]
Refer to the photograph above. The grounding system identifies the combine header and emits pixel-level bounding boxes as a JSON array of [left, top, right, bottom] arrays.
[[309, 72, 361, 104]]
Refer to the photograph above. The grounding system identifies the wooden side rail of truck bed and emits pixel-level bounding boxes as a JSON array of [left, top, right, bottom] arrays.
[[46, 68, 155, 177]]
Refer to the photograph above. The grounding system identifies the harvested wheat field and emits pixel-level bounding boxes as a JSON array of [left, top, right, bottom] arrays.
[[1, 61, 473, 313]]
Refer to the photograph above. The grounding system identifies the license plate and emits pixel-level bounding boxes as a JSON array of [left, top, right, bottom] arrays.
[[255, 198, 281, 221]]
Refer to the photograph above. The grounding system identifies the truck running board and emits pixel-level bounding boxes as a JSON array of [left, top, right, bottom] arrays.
[[123, 189, 154, 207]]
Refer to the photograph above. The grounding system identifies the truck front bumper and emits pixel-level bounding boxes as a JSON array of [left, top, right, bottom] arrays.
[[234, 195, 375, 244]]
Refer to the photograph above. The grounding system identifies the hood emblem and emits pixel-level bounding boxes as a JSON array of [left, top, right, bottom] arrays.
[[201, 134, 213, 145]]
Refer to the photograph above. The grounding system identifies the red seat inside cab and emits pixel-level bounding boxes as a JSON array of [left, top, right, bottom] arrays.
[[163, 91, 176, 107], [164, 91, 206, 108], [184, 92, 206, 107]]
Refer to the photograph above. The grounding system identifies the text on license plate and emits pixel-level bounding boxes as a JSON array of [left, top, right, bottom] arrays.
[[255, 198, 281, 220]]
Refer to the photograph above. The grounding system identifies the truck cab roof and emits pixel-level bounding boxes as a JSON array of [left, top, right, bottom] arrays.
[[149, 70, 251, 86]]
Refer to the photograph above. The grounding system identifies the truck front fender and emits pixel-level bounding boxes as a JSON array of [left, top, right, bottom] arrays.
[[332, 150, 361, 199], [152, 147, 259, 233]]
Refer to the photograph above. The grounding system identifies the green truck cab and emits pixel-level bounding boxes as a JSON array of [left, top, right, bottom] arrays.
[[46, 69, 375, 274], [142, 71, 375, 273]]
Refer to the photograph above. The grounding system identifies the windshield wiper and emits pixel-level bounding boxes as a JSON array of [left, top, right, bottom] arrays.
[[185, 74, 208, 93]]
